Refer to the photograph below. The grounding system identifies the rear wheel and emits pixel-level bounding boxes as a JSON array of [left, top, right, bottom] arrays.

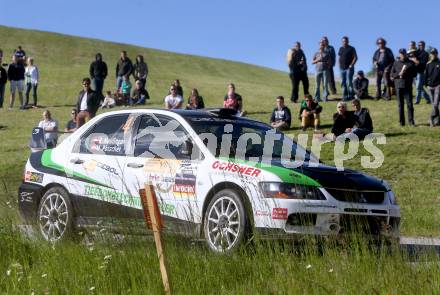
[[203, 189, 248, 253], [37, 187, 74, 242]]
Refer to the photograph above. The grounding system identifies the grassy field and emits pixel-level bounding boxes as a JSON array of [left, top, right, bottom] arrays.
[[1, 26, 440, 294]]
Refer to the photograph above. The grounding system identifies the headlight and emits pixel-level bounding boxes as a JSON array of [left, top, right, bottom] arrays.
[[259, 182, 325, 200]]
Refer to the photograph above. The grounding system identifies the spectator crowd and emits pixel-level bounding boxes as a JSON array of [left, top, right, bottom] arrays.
[[1, 34, 440, 147]]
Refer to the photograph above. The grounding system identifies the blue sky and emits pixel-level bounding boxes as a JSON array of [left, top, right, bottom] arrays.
[[2, 0, 440, 73]]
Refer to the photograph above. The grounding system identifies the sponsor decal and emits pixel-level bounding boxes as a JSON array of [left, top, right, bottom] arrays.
[[173, 173, 196, 197], [84, 184, 141, 208], [144, 158, 180, 174], [211, 161, 261, 177], [148, 174, 175, 193], [84, 160, 120, 176], [255, 210, 270, 217], [272, 208, 288, 220], [158, 202, 175, 215], [24, 171, 44, 184], [19, 191, 35, 203]]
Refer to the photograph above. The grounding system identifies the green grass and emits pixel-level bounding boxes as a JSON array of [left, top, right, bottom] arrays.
[[1, 26, 440, 294]]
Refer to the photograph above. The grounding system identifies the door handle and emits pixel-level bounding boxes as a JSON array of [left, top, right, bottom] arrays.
[[70, 158, 84, 164], [127, 163, 144, 168]]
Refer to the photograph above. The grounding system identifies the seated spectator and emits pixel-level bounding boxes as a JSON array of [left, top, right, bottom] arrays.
[[172, 79, 184, 97], [299, 94, 322, 131], [164, 85, 183, 109], [186, 88, 205, 110], [331, 101, 357, 138], [65, 109, 77, 132], [38, 110, 58, 147], [121, 75, 132, 105], [223, 83, 245, 116], [131, 80, 149, 105], [350, 98, 373, 139], [101, 90, 116, 108], [270, 96, 291, 130], [113, 91, 125, 106], [353, 70, 370, 99]]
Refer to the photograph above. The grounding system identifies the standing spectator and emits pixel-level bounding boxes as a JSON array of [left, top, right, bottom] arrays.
[[391, 49, 417, 126], [414, 41, 431, 104], [24, 57, 39, 107], [338, 36, 358, 101], [186, 88, 205, 109], [133, 55, 149, 91], [115, 51, 133, 90], [131, 80, 149, 105], [89, 53, 108, 95], [351, 98, 373, 139], [322, 36, 337, 95], [372, 38, 394, 100], [76, 78, 100, 128], [172, 79, 184, 98], [164, 85, 183, 109], [38, 110, 58, 147], [286, 42, 309, 102], [353, 71, 370, 99], [425, 48, 440, 126], [299, 94, 322, 131], [14, 46, 26, 64], [0, 56, 7, 109], [331, 101, 356, 137], [223, 83, 244, 116], [8, 55, 25, 110], [270, 96, 291, 130], [65, 109, 77, 132], [312, 41, 331, 102]]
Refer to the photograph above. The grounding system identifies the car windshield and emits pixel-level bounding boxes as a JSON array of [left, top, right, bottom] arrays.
[[187, 117, 317, 164]]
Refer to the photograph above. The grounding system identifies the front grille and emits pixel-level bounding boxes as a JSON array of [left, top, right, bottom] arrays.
[[340, 215, 388, 235], [325, 188, 385, 204]]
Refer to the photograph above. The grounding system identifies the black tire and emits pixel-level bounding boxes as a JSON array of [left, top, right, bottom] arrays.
[[37, 186, 74, 242], [203, 189, 248, 253]]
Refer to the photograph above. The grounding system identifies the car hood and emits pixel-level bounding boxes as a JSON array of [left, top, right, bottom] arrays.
[[271, 160, 387, 191]]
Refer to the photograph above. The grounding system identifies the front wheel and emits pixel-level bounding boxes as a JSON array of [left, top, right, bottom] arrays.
[[203, 189, 248, 253], [37, 187, 74, 242]]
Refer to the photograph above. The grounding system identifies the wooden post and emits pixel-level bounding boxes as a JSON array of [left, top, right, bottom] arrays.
[[141, 183, 171, 295]]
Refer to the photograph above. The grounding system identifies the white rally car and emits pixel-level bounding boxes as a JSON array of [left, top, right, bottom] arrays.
[[19, 109, 400, 252]]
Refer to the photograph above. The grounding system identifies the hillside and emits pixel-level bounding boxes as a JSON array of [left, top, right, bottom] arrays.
[[0, 26, 439, 238]]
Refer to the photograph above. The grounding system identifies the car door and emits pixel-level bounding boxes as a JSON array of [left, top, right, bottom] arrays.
[[66, 113, 136, 219], [122, 113, 202, 230]]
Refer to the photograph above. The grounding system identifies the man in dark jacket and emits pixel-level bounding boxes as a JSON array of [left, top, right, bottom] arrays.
[[425, 48, 440, 126], [373, 38, 394, 100], [331, 101, 357, 137], [89, 53, 108, 95], [391, 49, 417, 126], [0, 56, 7, 108], [115, 51, 133, 90], [351, 98, 373, 139], [270, 96, 291, 130], [413, 41, 431, 104], [7, 55, 25, 109], [287, 42, 309, 103], [353, 71, 370, 99], [76, 78, 101, 128]]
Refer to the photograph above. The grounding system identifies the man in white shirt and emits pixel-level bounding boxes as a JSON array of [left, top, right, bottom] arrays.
[[75, 78, 100, 128], [164, 85, 183, 109], [38, 110, 58, 147], [25, 57, 39, 106]]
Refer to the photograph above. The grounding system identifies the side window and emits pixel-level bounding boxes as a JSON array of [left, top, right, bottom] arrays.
[[134, 115, 197, 159], [75, 114, 133, 156]]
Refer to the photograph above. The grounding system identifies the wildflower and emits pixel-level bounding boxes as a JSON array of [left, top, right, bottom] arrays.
[[89, 286, 95, 291], [88, 247, 94, 252], [306, 264, 312, 269], [104, 255, 112, 260], [328, 268, 334, 273], [6, 269, 11, 276], [41, 273, 47, 278]]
